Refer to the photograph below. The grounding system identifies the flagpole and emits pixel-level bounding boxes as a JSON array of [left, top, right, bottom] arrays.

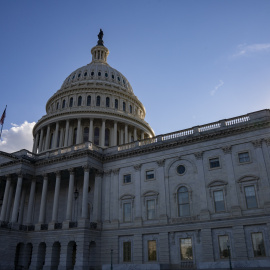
[[0, 105, 7, 141]]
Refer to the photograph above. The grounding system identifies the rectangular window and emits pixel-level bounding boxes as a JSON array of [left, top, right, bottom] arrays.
[[213, 190, 225, 212], [123, 242, 131, 262], [147, 200, 155, 220], [123, 203, 131, 222], [123, 174, 131, 184], [146, 170, 155, 180], [252, 232, 266, 257], [180, 238, 193, 261], [238, 152, 250, 163], [218, 235, 229, 259], [244, 186, 258, 209], [209, 158, 220, 168], [148, 240, 157, 261]]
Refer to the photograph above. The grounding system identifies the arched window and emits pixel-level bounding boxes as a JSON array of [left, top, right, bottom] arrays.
[[83, 127, 89, 142], [69, 97, 73, 107], [94, 127, 99, 145], [106, 97, 110, 107], [115, 99, 118, 109], [129, 105, 132, 113], [178, 187, 190, 217], [62, 99, 66, 109], [78, 96, 82, 106], [105, 128, 110, 147], [123, 102, 126, 112], [73, 128, 77, 145], [96, 96, 100, 106], [87, 95, 91, 106]]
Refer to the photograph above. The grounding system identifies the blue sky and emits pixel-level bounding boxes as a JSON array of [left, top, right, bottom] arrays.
[[0, 0, 270, 152]]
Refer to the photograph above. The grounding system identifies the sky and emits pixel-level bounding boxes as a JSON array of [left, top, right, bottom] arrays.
[[0, 0, 270, 152]]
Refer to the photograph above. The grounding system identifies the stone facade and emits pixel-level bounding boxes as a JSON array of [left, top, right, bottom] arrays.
[[0, 33, 270, 269]]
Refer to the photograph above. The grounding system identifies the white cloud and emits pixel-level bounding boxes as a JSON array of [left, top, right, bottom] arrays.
[[0, 121, 36, 153], [233, 43, 270, 57], [210, 80, 224, 96]]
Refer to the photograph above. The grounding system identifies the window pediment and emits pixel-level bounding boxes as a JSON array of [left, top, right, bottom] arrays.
[[207, 180, 227, 188]]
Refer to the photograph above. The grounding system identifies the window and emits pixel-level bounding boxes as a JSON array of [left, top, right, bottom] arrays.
[[252, 232, 266, 257], [244, 186, 258, 209], [147, 200, 155, 220], [178, 187, 190, 217], [180, 238, 193, 261], [123, 102, 126, 112], [84, 72, 87, 76], [218, 235, 229, 259], [115, 99, 118, 109], [112, 74, 115, 79], [105, 72, 108, 77], [73, 128, 77, 145], [123, 174, 131, 184], [91, 71, 94, 76], [177, 165, 186, 175], [146, 170, 155, 180], [209, 158, 220, 169], [129, 105, 132, 113], [56, 102, 59, 110], [238, 152, 250, 163], [83, 127, 89, 143], [49, 133, 53, 149], [213, 190, 225, 212], [94, 127, 99, 145], [77, 96, 82, 106], [106, 97, 110, 107], [117, 76, 120, 81], [69, 97, 73, 107], [148, 240, 157, 261], [123, 203, 131, 222], [87, 95, 91, 106], [123, 242, 131, 262], [78, 73, 81, 78], [105, 128, 110, 147], [98, 71, 101, 76], [96, 96, 100, 106], [62, 99, 66, 108]]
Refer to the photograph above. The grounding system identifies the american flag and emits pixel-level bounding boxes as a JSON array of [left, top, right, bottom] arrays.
[[0, 107, 6, 125]]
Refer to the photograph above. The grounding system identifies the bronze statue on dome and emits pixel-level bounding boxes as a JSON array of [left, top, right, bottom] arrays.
[[97, 29, 104, 46]]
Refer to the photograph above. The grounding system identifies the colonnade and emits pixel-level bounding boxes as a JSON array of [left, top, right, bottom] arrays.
[[0, 166, 100, 227], [33, 118, 149, 153]]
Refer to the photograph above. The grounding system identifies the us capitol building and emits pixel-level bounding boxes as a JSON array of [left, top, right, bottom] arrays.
[[0, 31, 270, 270]]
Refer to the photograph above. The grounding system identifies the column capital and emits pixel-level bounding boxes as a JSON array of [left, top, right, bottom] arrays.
[[68, 168, 75, 174], [5, 174, 11, 180], [222, 145, 232, 154], [112, 168, 120, 175], [264, 137, 270, 146], [95, 170, 104, 177], [104, 170, 112, 175], [83, 165, 90, 172], [194, 151, 204, 160], [134, 164, 142, 171], [252, 139, 263, 149], [55, 171, 61, 177], [157, 159, 165, 167], [42, 173, 48, 179]]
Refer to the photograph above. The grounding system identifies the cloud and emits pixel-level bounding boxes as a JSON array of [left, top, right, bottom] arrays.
[[233, 43, 270, 57], [0, 121, 36, 153], [210, 80, 224, 96]]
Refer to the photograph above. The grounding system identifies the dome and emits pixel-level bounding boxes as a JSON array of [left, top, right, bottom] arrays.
[[32, 30, 154, 154]]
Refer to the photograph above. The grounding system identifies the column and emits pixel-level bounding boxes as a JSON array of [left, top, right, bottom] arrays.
[[53, 122, 59, 149], [128, 132, 131, 143], [111, 169, 119, 224], [0, 176, 11, 221], [64, 120, 69, 147], [120, 128, 124, 144], [59, 128, 64, 148], [141, 131, 144, 140], [44, 125, 51, 150], [81, 166, 90, 219], [68, 126, 73, 146], [113, 121, 117, 146], [5, 184, 14, 221], [134, 127, 137, 141], [232, 225, 248, 259], [33, 133, 39, 153], [124, 124, 128, 143], [159, 232, 170, 264], [38, 128, 44, 153], [26, 178, 36, 225], [92, 171, 103, 224], [101, 119, 106, 147], [52, 172, 61, 222], [38, 174, 48, 224], [134, 165, 142, 224], [103, 170, 112, 224], [201, 228, 214, 262], [11, 174, 23, 223], [133, 234, 143, 264], [18, 188, 26, 224], [156, 160, 167, 221], [66, 169, 74, 220], [76, 118, 81, 144], [89, 118, 93, 142]]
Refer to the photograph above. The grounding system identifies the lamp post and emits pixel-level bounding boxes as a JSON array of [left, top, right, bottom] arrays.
[[110, 249, 113, 270], [227, 241, 232, 270]]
